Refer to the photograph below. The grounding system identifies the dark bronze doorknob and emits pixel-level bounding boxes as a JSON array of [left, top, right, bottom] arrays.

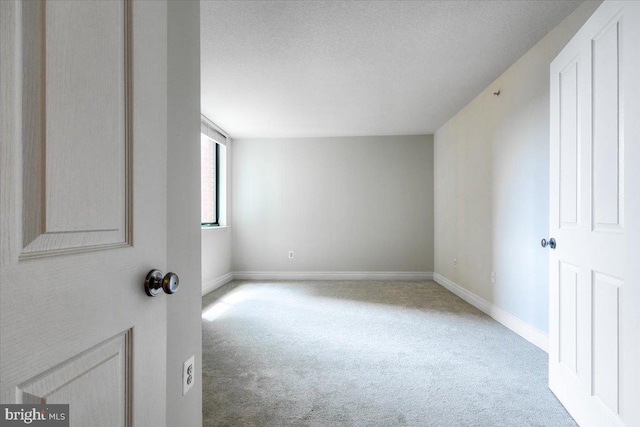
[[144, 269, 180, 297]]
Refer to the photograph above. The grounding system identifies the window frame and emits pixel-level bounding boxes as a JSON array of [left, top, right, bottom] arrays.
[[201, 135, 220, 227]]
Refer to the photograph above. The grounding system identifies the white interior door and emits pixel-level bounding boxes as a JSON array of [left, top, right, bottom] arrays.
[[549, 1, 640, 426], [1, 1, 168, 426]]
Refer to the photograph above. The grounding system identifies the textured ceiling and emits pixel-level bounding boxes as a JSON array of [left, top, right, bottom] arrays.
[[201, 0, 582, 138]]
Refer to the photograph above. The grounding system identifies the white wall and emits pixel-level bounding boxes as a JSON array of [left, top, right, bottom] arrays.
[[201, 225, 232, 290], [232, 135, 434, 273], [167, 1, 202, 425], [434, 1, 601, 334], [202, 227, 232, 285]]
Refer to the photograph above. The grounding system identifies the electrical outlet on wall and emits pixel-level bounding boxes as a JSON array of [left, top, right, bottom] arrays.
[[183, 355, 195, 396], [453, 258, 458, 267], [491, 271, 496, 284], [288, 251, 294, 259]]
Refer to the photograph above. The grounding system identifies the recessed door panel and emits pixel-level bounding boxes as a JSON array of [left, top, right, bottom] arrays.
[[592, 19, 623, 231], [559, 61, 580, 228], [592, 272, 621, 414], [559, 262, 579, 373], [20, 0, 131, 258], [18, 332, 130, 427]]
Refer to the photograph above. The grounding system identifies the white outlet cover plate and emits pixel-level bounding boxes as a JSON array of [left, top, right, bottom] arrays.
[[183, 355, 195, 396]]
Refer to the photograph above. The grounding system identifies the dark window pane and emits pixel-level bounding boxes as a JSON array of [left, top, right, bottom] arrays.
[[201, 134, 217, 224]]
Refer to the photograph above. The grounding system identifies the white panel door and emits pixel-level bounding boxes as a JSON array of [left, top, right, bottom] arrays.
[[1, 1, 168, 426], [549, 2, 640, 426]]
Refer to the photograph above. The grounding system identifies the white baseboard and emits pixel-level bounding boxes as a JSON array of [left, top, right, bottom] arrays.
[[202, 272, 234, 296], [433, 273, 549, 353], [232, 271, 434, 281], [203, 271, 433, 295]]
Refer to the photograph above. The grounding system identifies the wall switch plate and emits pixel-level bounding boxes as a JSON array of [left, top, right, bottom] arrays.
[[288, 251, 294, 259], [183, 355, 195, 396]]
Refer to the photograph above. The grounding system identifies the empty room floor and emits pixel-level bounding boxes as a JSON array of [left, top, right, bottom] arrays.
[[202, 280, 575, 427]]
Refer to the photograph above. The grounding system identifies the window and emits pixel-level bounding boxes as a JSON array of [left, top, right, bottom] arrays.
[[201, 115, 228, 227], [201, 133, 219, 226]]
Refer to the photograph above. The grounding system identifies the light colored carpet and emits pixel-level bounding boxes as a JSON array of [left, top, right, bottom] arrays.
[[202, 280, 576, 427]]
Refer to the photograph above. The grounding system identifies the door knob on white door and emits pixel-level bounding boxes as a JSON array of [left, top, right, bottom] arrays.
[[541, 238, 556, 249], [144, 269, 180, 296]]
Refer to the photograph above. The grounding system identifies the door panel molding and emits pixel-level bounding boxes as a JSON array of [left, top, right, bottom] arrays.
[[591, 271, 622, 414], [559, 261, 579, 373], [591, 13, 623, 233], [19, 0, 133, 259], [559, 59, 580, 229], [17, 331, 132, 427]]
